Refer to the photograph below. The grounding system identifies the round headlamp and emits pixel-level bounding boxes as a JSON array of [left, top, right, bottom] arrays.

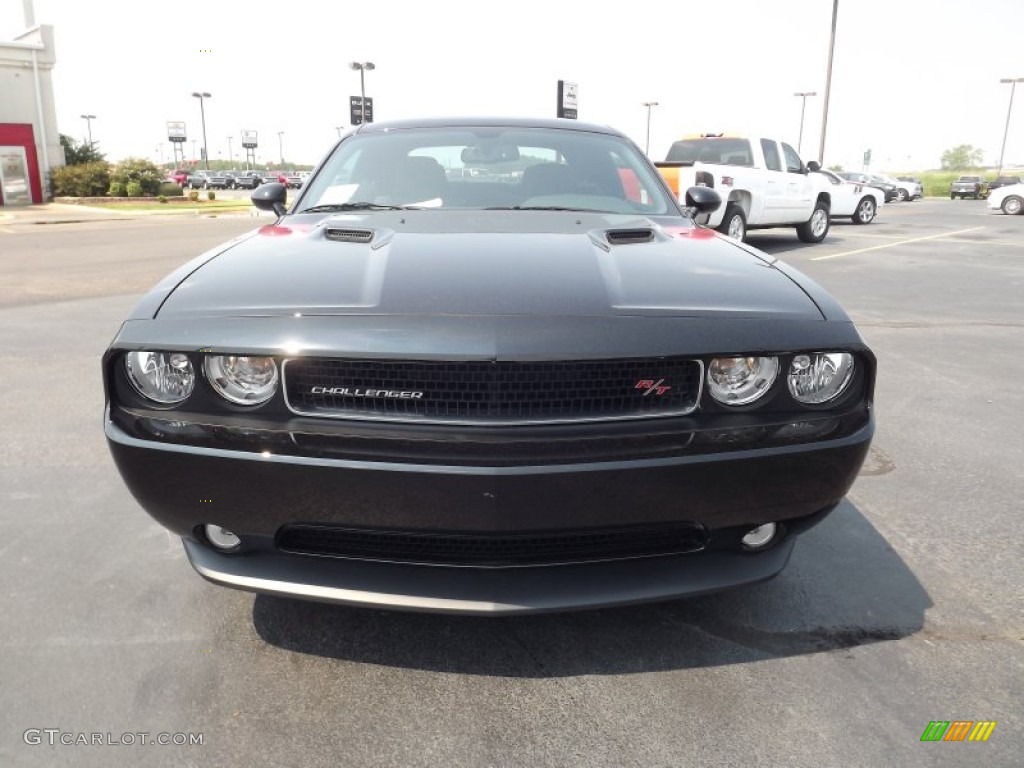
[[125, 351, 195, 404], [787, 352, 855, 404], [707, 356, 779, 405], [204, 355, 279, 405]]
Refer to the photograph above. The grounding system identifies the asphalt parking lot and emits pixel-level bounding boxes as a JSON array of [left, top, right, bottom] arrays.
[[0, 199, 1021, 767]]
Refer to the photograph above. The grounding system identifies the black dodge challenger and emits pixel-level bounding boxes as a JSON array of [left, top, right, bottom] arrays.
[[104, 117, 874, 614]]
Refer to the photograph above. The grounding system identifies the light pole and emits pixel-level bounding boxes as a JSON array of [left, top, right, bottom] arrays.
[[997, 77, 1024, 174], [335, 126, 343, 138], [793, 92, 816, 155], [642, 101, 659, 155], [227, 135, 234, 166], [191, 91, 212, 169], [277, 131, 285, 166], [350, 61, 375, 124], [817, 0, 839, 165], [80, 114, 96, 147]]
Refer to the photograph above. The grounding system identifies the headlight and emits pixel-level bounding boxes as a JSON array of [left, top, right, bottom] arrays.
[[788, 352, 855, 404], [706, 356, 779, 405], [204, 355, 279, 405], [124, 351, 195, 404]]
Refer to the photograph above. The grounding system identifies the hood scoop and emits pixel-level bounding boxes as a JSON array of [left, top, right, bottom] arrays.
[[325, 227, 374, 244], [606, 228, 655, 246]]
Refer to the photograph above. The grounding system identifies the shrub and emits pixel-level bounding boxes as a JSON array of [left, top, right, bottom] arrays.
[[158, 181, 183, 197], [125, 181, 142, 197], [158, 195, 168, 204], [51, 161, 111, 197], [188, 189, 199, 202], [207, 190, 216, 201], [107, 181, 126, 197], [110, 157, 163, 196]]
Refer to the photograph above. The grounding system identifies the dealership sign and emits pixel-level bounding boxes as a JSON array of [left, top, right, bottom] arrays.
[[241, 130, 258, 149], [166, 121, 186, 143], [557, 80, 578, 119]]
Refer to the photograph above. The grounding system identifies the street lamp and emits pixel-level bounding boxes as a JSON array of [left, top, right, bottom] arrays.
[[80, 114, 96, 147], [349, 61, 375, 124], [335, 126, 343, 138], [227, 135, 234, 166], [191, 91, 212, 169], [642, 101, 659, 155], [793, 92, 817, 155], [997, 77, 1024, 174], [277, 131, 285, 166]]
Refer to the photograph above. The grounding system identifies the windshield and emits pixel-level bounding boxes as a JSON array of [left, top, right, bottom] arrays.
[[664, 138, 754, 166], [297, 127, 675, 215]]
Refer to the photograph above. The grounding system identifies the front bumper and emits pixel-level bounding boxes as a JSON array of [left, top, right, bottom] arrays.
[[106, 407, 871, 612], [184, 535, 798, 615]]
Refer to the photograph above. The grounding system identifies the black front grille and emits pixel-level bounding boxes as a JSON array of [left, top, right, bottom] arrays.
[[277, 523, 708, 567], [284, 357, 701, 423]]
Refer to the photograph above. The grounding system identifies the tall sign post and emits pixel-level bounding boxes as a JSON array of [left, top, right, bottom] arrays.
[[241, 130, 258, 171], [166, 121, 187, 167], [557, 80, 578, 119]]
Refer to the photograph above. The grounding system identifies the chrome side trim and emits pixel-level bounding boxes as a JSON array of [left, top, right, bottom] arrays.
[[280, 358, 705, 426]]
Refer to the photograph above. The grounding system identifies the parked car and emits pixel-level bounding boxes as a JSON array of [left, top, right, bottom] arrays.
[[950, 175, 988, 200], [170, 168, 190, 186], [987, 175, 1022, 192], [284, 172, 305, 189], [103, 116, 875, 615], [815, 169, 886, 223], [837, 172, 898, 203], [987, 181, 1024, 215], [203, 171, 234, 190], [187, 171, 210, 189], [879, 174, 921, 201], [233, 171, 264, 189]]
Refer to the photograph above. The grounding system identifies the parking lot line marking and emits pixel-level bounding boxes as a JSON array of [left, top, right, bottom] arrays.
[[811, 227, 985, 261]]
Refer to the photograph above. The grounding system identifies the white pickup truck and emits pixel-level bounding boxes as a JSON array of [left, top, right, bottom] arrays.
[[655, 134, 833, 243]]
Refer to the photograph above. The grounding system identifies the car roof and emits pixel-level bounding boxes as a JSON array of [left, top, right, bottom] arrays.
[[354, 116, 624, 137]]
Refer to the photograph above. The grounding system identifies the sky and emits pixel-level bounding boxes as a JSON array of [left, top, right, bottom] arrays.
[[3, 0, 1024, 171]]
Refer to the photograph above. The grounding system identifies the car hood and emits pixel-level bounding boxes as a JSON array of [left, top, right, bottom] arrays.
[[155, 211, 824, 321]]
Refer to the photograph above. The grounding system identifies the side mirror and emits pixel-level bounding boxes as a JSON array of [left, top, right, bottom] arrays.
[[806, 160, 821, 172], [252, 182, 288, 217], [684, 185, 722, 215]]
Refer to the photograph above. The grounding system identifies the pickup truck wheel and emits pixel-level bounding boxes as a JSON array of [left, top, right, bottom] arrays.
[[896, 188, 908, 202], [797, 201, 830, 243], [852, 197, 876, 224], [950, 193, 956, 200], [717, 205, 747, 242], [1002, 196, 1023, 215]]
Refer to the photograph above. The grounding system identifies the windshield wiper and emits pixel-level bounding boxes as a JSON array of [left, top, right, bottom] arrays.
[[484, 205, 606, 213], [298, 203, 423, 213]]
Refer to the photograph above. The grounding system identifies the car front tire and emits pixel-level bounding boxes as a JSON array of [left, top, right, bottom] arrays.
[[1001, 195, 1023, 215], [797, 200, 830, 243], [852, 197, 876, 224], [896, 188, 908, 202]]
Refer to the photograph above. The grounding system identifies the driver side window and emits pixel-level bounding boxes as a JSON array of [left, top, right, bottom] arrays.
[[781, 143, 804, 174]]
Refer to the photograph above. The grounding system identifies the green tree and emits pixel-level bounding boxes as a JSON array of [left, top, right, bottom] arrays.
[[60, 134, 105, 165], [940, 145, 983, 170], [827, 164, 844, 172]]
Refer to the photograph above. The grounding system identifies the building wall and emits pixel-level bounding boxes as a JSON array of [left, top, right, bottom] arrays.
[[0, 25, 62, 203]]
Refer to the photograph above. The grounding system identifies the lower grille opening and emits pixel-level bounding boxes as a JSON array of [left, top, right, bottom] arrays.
[[277, 523, 708, 567]]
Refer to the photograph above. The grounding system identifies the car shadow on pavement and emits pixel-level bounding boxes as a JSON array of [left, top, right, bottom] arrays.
[[252, 499, 929, 677]]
